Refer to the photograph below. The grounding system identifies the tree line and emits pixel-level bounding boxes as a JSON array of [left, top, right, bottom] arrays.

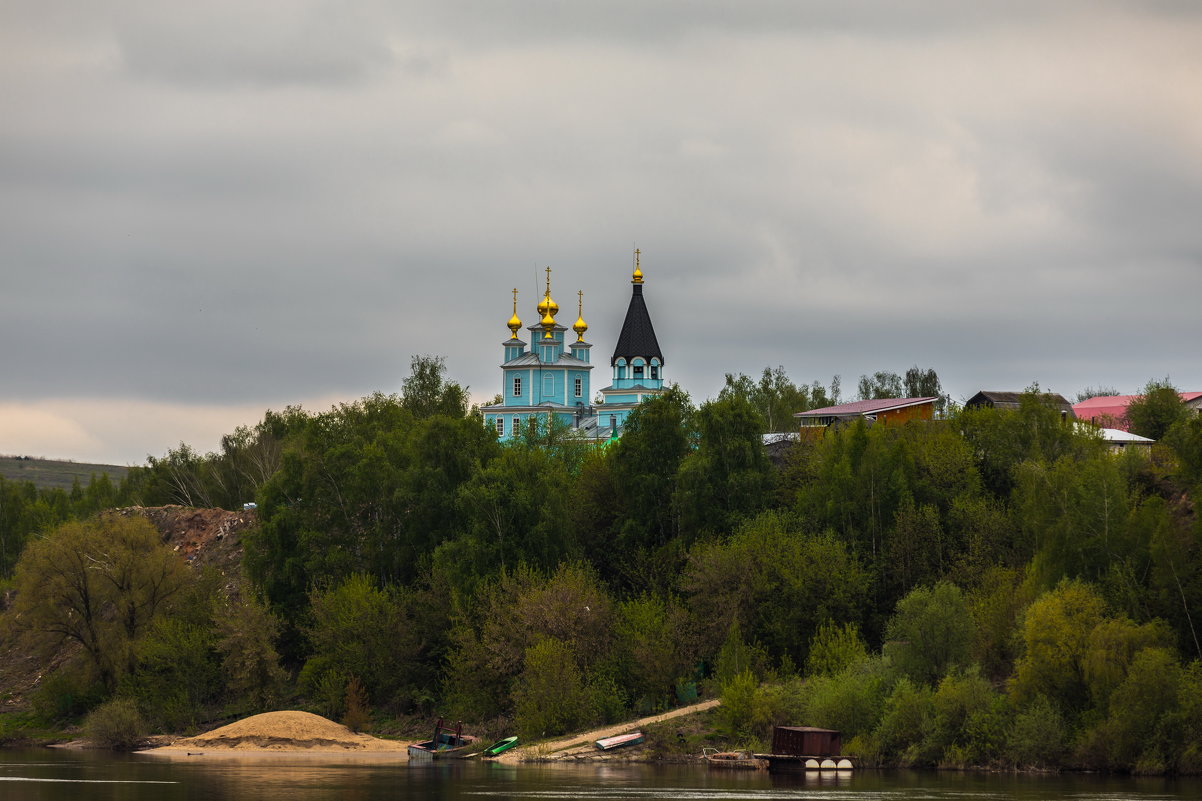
[[2, 359, 1201, 772]]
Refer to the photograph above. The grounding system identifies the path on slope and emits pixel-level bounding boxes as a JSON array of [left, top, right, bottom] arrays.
[[497, 698, 720, 763]]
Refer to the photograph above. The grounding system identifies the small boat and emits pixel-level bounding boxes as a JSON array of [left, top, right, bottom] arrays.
[[595, 732, 645, 751], [481, 736, 519, 757], [702, 748, 766, 770], [408, 719, 478, 762]]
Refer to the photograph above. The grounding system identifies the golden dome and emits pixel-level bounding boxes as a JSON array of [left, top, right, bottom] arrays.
[[507, 288, 522, 338], [537, 265, 559, 317], [537, 293, 559, 317], [573, 290, 588, 341], [540, 308, 556, 339], [632, 248, 644, 284]]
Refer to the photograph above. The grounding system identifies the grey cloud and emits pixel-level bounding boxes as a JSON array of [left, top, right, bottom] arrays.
[[3, 1, 1202, 464], [114, 4, 394, 88]]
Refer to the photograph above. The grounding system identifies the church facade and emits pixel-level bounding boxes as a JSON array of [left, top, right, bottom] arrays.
[[481, 251, 667, 441]]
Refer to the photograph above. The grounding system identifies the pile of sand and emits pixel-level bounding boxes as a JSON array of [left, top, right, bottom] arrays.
[[168, 711, 408, 751]]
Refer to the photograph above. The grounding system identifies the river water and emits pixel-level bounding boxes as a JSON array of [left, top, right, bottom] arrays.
[[1, 749, 1199, 801]]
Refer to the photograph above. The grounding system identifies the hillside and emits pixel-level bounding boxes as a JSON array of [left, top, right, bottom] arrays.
[[0, 455, 130, 491]]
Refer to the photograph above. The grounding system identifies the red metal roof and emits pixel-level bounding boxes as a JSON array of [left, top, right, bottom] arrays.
[[1073, 392, 1202, 432], [795, 397, 939, 418]]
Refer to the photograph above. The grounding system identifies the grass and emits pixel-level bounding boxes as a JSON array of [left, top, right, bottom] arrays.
[[0, 456, 129, 492]]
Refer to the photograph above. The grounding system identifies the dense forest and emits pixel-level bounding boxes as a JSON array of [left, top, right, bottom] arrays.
[[2, 358, 1201, 773]]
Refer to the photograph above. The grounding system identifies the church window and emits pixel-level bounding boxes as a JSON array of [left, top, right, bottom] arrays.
[[651, 366, 659, 379], [513, 376, 522, 397], [634, 365, 644, 379], [544, 373, 554, 396], [574, 377, 582, 397], [495, 417, 504, 435]]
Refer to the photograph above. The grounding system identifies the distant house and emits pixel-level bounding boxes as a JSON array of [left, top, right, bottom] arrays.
[[1073, 392, 1202, 432], [1096, 428, 1155, 453], [761, 432, 800, 466], [794, 397, 939, 435], [965, 390, 1076, 420]]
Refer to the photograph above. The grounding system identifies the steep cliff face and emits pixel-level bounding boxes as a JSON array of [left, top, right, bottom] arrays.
[[116, 505, 254, 581]]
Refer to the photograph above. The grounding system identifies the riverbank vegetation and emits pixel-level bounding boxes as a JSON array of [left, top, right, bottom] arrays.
[[1, 361, 1200, 773]]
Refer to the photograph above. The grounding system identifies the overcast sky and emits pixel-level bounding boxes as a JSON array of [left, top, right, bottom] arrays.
[[2, 1, 1200, 465]]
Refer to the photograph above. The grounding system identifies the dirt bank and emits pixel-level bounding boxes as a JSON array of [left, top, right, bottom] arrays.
[[497, 698, 721, 763]]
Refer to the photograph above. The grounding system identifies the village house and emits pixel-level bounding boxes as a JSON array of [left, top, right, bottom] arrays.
[[1073, 392, 1202, 432], [794, 396, 939, 438]]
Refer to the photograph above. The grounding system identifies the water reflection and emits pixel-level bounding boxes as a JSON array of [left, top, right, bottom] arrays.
[[0, 751, 1199, 801]]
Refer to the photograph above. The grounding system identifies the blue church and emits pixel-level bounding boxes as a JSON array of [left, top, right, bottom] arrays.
[[481, 251, 667, 441]]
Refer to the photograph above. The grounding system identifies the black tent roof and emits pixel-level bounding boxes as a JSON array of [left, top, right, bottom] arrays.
[[611, 284, 663, 366]]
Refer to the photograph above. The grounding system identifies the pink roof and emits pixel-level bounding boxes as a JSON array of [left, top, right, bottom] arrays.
[[796, 397, 939, 418], [1073, 392, 1202, 432]]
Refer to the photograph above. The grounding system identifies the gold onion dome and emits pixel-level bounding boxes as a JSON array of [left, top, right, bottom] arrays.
[[632, 248, 644, 284], [573, 290, 588, 341], [506, 288, 522, 338], [536, 293, 559, 317]]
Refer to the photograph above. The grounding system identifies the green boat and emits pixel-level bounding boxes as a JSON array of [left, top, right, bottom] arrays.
[[481, 736, 519, 757]]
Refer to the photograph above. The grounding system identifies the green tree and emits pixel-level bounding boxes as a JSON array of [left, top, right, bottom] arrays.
[[613, 594, 694, 708], [675, 395, 774, 538], [800, 658, 890, 742], [300, 574, 419, 710], [805, 620, 868, 678], [246, 392, 499, 626], [11, 515, 191, 691], [1006, 694, 1068, 768], [1010, 579, 1107, 712], [1125, 378, 1189, 440], [1081, 616, 1174, 708], [874, 677, 934, 764], [858, 371, 904, 401], [448, 444, 576, 586], [903, 366, 943, 401], [583, 388, 696, 592], [967, 567, 1031, 681], [683, 511, 868, 668], [1087, 647, 1183, 771], [1014, 453, 1131, 590], [1164, 414, 1202, 486], [401, 354, 470, 419], [719, 366, 832, 432], [957, 386, 1100, 498], [445, 563, 615, 719], [215, 593, 288, 713], [919, 669, 1002, 767], [1076, 386, 1120, 402], [884, 582, 974, 686]]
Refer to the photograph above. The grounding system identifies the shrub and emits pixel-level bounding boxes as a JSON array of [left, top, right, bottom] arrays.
[[805, 621, 868, 678], [513, 637, 597, 739], [83, 698, 146, 750], [874, 678, 933, 765], [715, 671, 806, 747], [885, 582, 974, 686], [920, 669, 1000, 767], [342, 677, 369, 733], [1007, 694, 1067, 768], [800, 657, 888, 739], [30, 665, 104, 722]]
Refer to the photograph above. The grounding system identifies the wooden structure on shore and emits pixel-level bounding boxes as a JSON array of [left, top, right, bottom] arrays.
[[755, 726, 854, 774]]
